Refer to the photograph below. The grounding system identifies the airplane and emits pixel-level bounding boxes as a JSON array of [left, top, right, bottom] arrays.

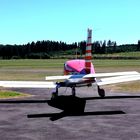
[[0, 28, 140, 99]]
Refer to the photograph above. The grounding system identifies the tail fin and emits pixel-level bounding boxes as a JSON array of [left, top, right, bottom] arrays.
[[85, 28, 92, 74]]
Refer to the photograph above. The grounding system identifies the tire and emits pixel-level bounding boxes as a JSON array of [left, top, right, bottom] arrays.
[[98, 88, 105, 98], [51, 92, 58, 100]]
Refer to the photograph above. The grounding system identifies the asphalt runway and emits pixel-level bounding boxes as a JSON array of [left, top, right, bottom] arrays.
[[0, 87, 140, 140]]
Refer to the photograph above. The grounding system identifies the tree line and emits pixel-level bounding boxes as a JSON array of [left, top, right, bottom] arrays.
[[79, 40, 140, 54], [0, 39, 140, 59]]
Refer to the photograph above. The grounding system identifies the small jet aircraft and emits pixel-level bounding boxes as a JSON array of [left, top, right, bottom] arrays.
[[0, 29, 140, 99]]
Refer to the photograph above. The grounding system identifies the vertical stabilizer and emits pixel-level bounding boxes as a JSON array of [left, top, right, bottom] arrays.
[[85, 28, 92, 74]]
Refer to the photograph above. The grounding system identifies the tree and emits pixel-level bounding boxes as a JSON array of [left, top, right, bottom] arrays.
[[79, 41, 86, 54], [107, 40, 112, 47], [94, 41, 101, 54], [137, 40, 140, 51], [113, 41, 117, 53], [101, 40, 106, 54]]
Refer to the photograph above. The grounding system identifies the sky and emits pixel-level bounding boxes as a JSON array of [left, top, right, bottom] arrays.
[[0, 0, 140, 45]]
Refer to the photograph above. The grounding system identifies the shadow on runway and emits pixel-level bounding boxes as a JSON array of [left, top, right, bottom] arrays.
[[27, 95, 125, 121], [1, 94, 140, 121], [0, 99, 48, 104], [27, 110, 125, 121], [0, 95, 140, 104], [84, 95, 140, 101]]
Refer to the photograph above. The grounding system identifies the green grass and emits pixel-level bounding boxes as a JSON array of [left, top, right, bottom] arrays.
[[0, 59, 139, 80], [0, 59, 67, 80], [54, 51, 140, 59], [0, 90, 30, 99], [0, 59, 66, 69], [93, 59, 140, 72], [93, 52, 140, 58], [113, 52, 140, 57], [116, 82, 140, 92], [0, 59, 139, 69]]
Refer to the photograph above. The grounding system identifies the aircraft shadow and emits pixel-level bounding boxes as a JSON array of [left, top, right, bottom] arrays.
[[84, 95, 140, 101], [0, 99, 48, 104], [27, 110, 125, 121], [0, 95, 140, 104], [27, 95, 125, 121], [1, 95, 139, 121]]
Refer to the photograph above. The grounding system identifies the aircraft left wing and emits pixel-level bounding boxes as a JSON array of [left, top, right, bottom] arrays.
[[0, 81, 56, 88], [97, 74, 140, 86]]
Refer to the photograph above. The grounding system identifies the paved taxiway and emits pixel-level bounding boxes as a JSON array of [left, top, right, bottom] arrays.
[[0, 87, 140, 140]]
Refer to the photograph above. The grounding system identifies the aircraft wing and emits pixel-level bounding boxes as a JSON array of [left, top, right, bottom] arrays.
[[0, 81, 56, 88], [45, 71, 139, 81], [97, 74, 140, 86], [84, 71, 139, 78]]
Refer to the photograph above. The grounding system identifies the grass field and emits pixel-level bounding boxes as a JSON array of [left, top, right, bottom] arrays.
[[0, 59, 139, 96], [0, 90, 30, 99], [93, 52, 140, 58], [54, 51, 140, 59]]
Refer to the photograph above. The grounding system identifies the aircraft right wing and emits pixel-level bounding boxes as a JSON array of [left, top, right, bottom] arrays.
[[84, 71, 139, 78], [97, 74, 140, 86]]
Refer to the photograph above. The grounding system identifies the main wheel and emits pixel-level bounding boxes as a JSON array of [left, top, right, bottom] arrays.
[[51, 92, 58, 100], [51, 87, 58, 100], [98, 86, 105, 98]]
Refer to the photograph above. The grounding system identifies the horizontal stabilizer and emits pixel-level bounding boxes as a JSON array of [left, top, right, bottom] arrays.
[[97, 74, 140, 86], [45, 75, 72, 81], [0, 81, 56, 88], [84, 71, 139, 78]]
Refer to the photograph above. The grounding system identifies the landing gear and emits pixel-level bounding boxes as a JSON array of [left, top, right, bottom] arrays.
[[98, 86, 105, 98], [72, 86, 76, 96], [51, 86, 58, 100]]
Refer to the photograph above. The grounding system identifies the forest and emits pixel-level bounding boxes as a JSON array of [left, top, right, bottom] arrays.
[[0, 40, 140, 59]]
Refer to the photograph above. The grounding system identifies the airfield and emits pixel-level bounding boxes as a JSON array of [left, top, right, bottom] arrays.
[[0, 87, 140, 140], [0, 59, 139, 139]]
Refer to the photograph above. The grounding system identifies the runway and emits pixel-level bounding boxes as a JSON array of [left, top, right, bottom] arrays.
[[0, 87, 140, 140]]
